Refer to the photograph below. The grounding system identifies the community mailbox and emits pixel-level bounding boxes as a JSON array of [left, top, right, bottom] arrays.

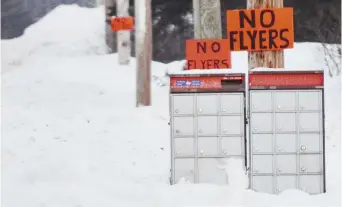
[[248, 69, 325, 195], [169, 73, 246, 184]]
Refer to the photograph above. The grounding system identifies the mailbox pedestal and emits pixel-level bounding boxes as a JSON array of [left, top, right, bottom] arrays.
[[169, 73, 246, 185], [248, 69, 325, 194]]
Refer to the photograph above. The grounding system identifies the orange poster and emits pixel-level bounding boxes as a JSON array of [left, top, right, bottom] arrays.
[[111, 16, 134, 31], [226, 7, 294, 51], [186, 39, 231, 70]]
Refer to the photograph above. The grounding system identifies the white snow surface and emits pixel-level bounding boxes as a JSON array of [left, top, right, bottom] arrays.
[[1, 4, 341, 207]]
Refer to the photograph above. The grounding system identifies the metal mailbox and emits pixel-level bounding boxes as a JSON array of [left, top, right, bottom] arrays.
[[248, 69, 325, 195], [169, 73, 247, 184]]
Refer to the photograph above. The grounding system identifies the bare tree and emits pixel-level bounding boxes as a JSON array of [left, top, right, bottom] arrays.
[[297, 2, 341, 77]]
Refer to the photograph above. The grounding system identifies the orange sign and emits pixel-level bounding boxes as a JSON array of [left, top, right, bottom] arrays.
[[186, 39, 231, 69], [226, 7, 294, 51], [110, 16, 134, 31]]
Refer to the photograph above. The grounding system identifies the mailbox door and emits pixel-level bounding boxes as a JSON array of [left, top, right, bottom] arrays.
[[299, 154, 322, 173], [299, 134, 321, 153], [250, 91, 273, 112], [220, 116, 243, 136], [174, 158, 195, 183], [174, 138, 195, 157], [275, 155, 297, 174], [173, 117, 194, 136], [221, 137, 243, 156], [276, 176, 297, 194], [172, 95, 194, 115], [274, 91, 296, 111], [252, 134, 273, 153], [299, 113, 321, 132], [220, 93, 243, 114], [198, 158, 228, 185], [197, 116, 218, 136], [299, 175, 323, 194], [196, 94, 219, 115], [275, 134, 297, 153], [275, 113, 296, 132], [251, 113, 273, 133], [298, 91, 321, 111], [252, 155, 273, 174], [198, 137, 219, 157], [252, 176, 274, 194]]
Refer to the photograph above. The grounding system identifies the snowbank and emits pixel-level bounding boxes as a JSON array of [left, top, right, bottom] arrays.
[[1, 4, 107, 70]]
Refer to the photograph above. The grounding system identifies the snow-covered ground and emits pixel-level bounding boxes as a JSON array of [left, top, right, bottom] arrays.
[[1, 4, 341, 207]]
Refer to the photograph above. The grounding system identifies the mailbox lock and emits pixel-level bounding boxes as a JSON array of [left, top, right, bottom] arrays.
[[300, 105, 304, 109], [223, 151, 228, 155], [199, 108, 203, 113], [301, 145, 307, 151], [253, 147, 258, 152], [222, 129, 227, 134], [276, 168, 282, 173], [300, 127, 304, 131], [277, 148, 282, 152], [175, 129, 180, 133], [254, 128, 258, 131], [277, 127, 282, 130], [199, 129, 203, 134], [200, 150, 204, 154], [278, 188, 283, 192], [277, 105, 281, 109], [301, 167, 306, 172], [222, 108, 227, 112], [175, 109, 179, 113], [254, 168, 259, 172], [301, 188, 306, 191]]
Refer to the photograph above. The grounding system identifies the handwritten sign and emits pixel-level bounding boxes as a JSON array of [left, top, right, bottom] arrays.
[[110, 16, 134, 31], [186, 39, 231, 69], [226, 7, 294, 51]]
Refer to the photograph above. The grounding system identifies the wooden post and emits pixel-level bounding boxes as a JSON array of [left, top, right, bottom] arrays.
[[193, 0, 222, 39], [105, 0, 117, 53], [135, 0, 152, 106], [247, 0, 284, 69], [117, 0, 131, 65]]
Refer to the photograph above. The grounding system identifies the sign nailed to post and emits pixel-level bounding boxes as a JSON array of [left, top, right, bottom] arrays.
[[226, 7, 294, 51], [186, 39, 231, 69], [110, 16, 134, 31]]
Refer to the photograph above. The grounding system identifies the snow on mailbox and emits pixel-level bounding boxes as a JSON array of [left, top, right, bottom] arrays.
[[248, 69, 325, 195], [169, 72, 247, 185]]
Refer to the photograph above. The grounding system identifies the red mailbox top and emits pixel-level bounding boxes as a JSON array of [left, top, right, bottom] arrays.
[[170, 73, 245, 93], [249, 69, 324, 89]]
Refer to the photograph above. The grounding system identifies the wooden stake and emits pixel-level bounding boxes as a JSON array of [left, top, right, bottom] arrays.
[[117, 0, 131, 65], [105, 0, 117, 53], [135, 0, 152, 106], [247, 0, 284, 69], [193, 0, 222, 39]]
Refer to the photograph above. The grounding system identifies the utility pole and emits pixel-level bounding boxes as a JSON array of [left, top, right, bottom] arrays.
[[105, 0, 117, 53], [135, 0, 152, 106], [117, 0, 131, 65], [247, 0, 284, 69], [193, 0, 222, 39]]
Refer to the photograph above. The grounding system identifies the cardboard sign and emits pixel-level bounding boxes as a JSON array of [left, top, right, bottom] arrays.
[[226, 7, 294, 51], [186, 39, 231, 69], [110, 16, 134, 31]]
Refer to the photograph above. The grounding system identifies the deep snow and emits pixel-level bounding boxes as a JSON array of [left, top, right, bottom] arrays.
[[1, 4, 341, 207]]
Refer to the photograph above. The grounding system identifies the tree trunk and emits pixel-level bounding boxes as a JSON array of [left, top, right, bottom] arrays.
[[105, 0, 117, 53], [117, 0, 131, 64], [193, 0, 222, 39], [247, 0, 284, 70], [135, 0, 152, 106]]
